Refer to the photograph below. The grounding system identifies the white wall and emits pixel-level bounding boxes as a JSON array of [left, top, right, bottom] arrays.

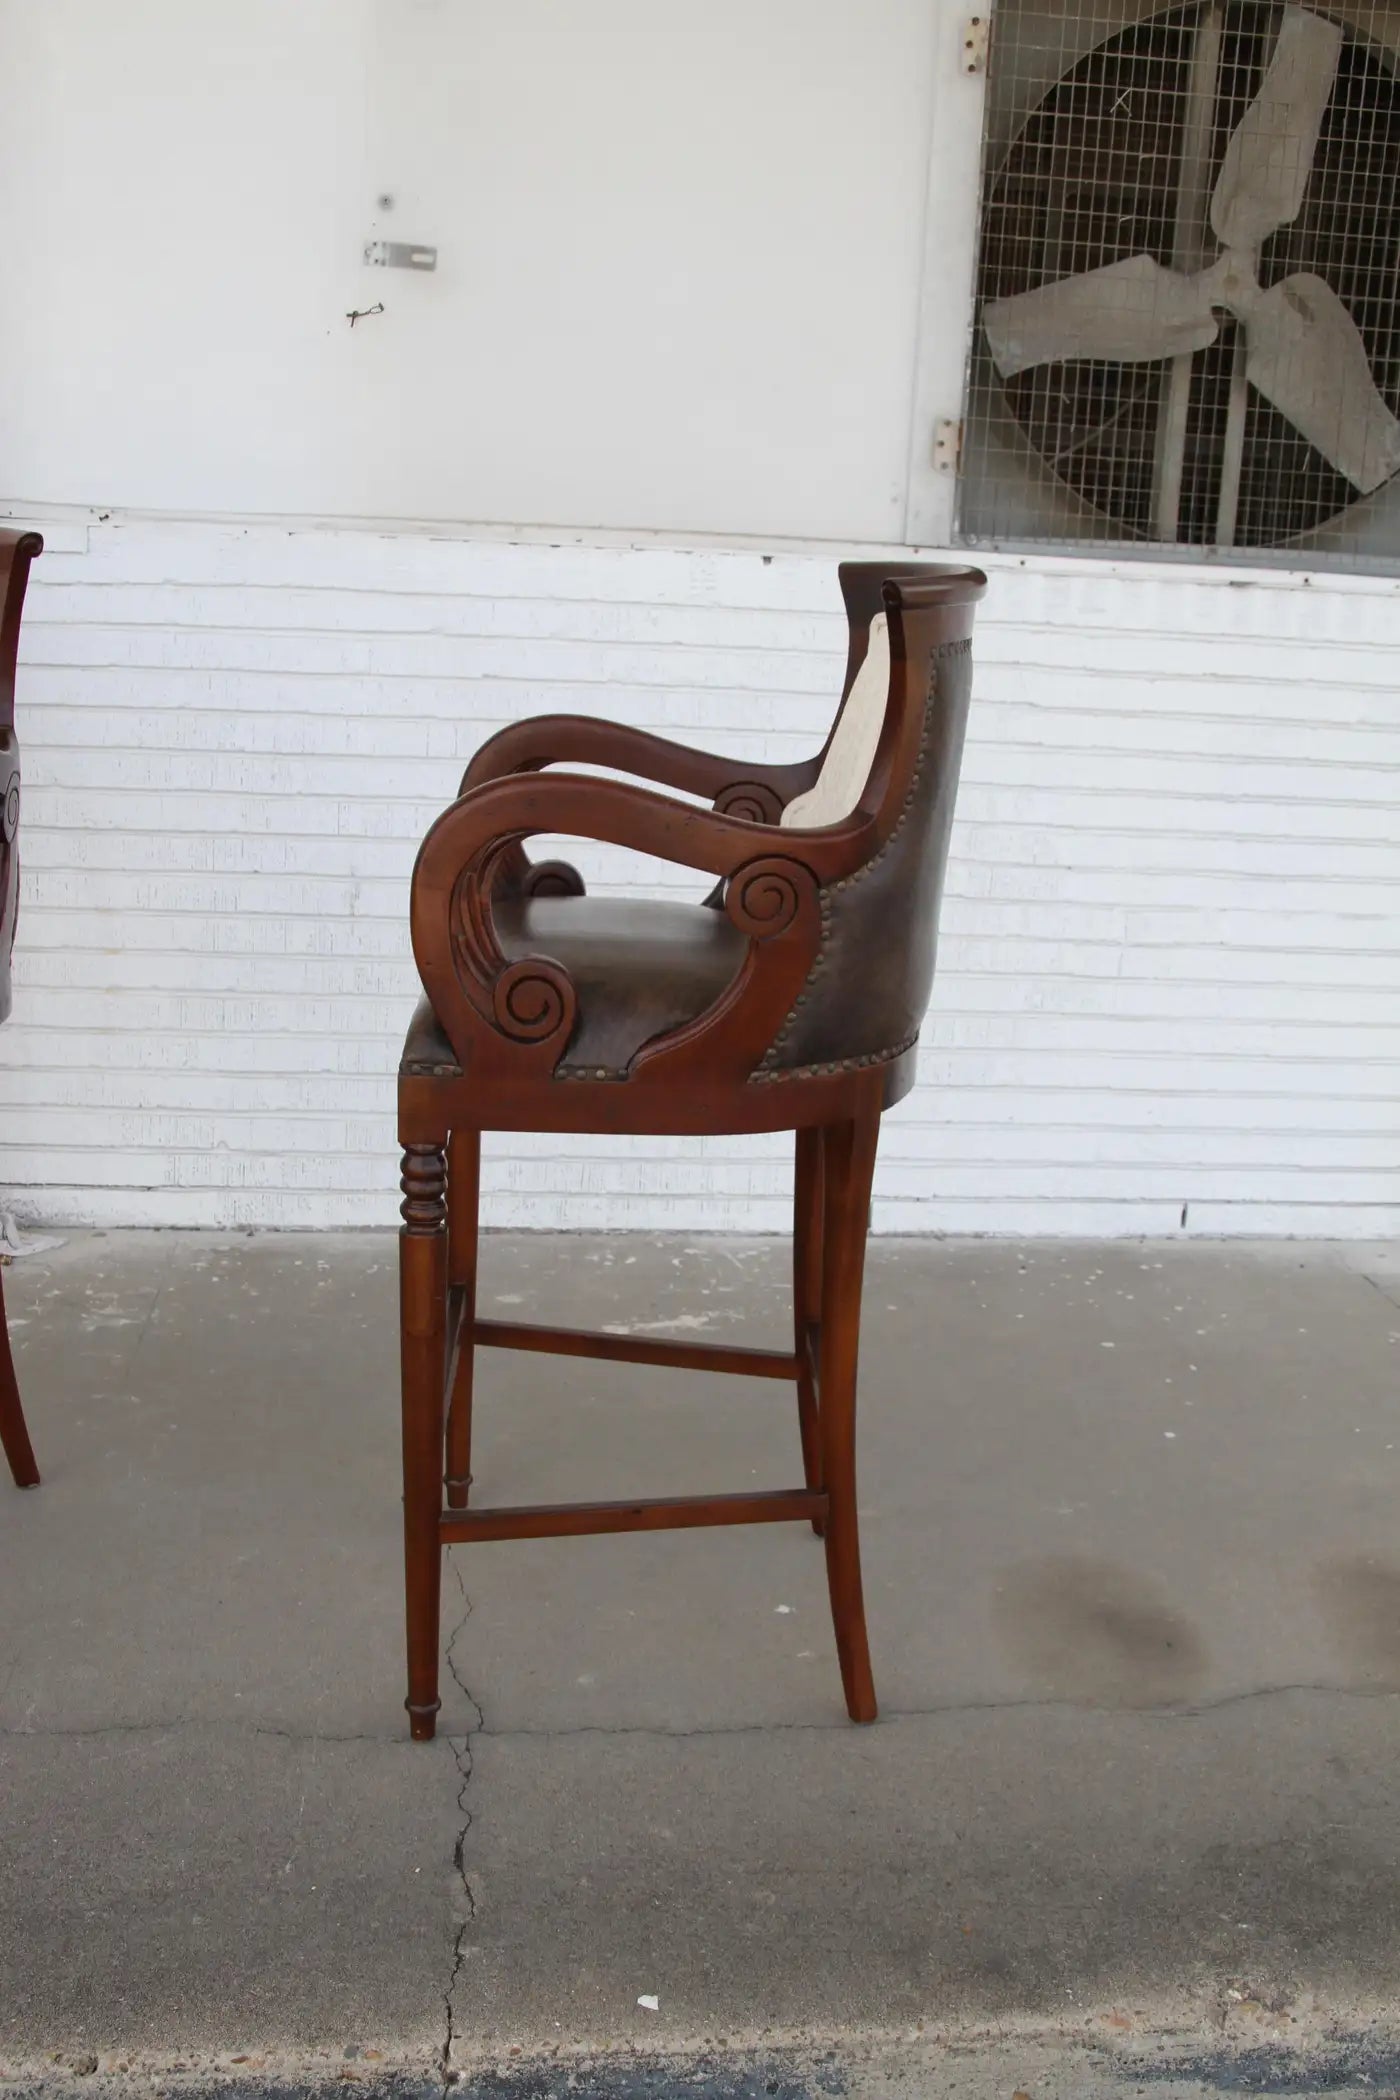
[[0, 0, 944, 541], [5, 517, 1397, 1237]]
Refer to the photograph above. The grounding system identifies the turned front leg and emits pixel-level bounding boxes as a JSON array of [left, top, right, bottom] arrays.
[[400, 1140, 448, 1741]]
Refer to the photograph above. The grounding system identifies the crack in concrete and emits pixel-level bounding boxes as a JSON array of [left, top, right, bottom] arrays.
[[459, 1677, 1400, 1742], [0, 1720, 393, 1742], [253, 1725, 395, 1744], [126, 1265, 165, 1371], [3, 1678, 1399, 1746], [1360, 1268, 1400, 1315], [441, 1553, 483, 2093]]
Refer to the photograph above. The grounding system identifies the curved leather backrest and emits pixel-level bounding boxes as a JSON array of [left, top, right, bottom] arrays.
[[757, 564, 984, 1077], [0, 532, 44, 1027]]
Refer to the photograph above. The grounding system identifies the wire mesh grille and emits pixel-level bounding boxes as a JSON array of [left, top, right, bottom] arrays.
[[957, 1, 1400, 567]]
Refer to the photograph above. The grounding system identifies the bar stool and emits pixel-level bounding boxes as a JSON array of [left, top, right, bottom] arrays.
[[397, 562, 986, 1736]]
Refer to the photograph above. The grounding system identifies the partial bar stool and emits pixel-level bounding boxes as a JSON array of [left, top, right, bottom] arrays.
[[0, 529, 43, 1490], [397, 562, 986, 1737]]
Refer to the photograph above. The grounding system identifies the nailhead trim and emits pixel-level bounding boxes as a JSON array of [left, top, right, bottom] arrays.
[[747, 1028, 921, 1085]]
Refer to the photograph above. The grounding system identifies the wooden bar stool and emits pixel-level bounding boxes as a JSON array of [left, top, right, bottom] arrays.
[[0, 529, 43, 1490], [397, 562, 986, 1737]]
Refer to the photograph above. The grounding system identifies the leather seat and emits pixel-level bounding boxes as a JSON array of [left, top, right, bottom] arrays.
[[402, 893, 748, 1079]]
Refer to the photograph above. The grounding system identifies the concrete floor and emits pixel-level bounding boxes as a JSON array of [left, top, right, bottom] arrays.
[[3, 1231, 1400, 2100]]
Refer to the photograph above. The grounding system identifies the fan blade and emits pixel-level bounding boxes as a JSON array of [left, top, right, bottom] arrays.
[[1210, 6, 1342, 251], [984, 255, 1218, 378], [1243, 272, 1400, 493]]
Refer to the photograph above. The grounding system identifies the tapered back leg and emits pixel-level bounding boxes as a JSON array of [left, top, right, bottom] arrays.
[[0, 1265, 37, 1488], [816, 1084, 882, 1722], [792, 1125, 825, 1536], [445, 1128, 481, 1510]]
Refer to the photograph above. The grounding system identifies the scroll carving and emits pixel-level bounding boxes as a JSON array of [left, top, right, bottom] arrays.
[[523, 859, 586, 899], [724, 856, 813, 942], [447, 855, 577, 1069], [714, 780, 784, 826]]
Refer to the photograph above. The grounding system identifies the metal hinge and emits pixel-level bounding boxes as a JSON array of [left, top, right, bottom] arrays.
[[961, 14, 989, 73], [933, 419, 962, 472], [363, 240, 438, 272]]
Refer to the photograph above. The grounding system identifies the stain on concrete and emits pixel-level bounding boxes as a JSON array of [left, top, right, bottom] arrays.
[[1135, 2036, 1400, 2092], [462, 2055, 847, 2100], [15, 2036, 1400, 2100], [1, 2061, 846, 2100], [992, 1555, 1207, 1708], [1312, 1557, 1400, 1688]]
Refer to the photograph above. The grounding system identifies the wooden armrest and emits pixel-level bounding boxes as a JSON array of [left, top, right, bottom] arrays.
[[410, 769, 868, 1087], [0, 531, 43, 731], [459, 715, 817, 822]]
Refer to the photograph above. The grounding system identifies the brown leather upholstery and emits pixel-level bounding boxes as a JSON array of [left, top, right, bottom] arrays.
[[401, 996, 463, 1077], [758, 635, 973, 1074], [0, 731, 18, 1029], [402, 894, 748, 1079], [0, 533, 39, 1033]]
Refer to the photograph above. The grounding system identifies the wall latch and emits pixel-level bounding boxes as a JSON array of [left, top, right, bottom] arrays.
[[363, 241, 437, 272]]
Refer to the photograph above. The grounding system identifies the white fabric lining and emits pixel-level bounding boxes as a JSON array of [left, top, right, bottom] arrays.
[[779, 613, 890, 831]]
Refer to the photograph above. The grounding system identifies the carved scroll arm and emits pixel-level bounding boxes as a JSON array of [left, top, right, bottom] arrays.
[[410, 770, 872, 1084], [459, 716, 818, 822]]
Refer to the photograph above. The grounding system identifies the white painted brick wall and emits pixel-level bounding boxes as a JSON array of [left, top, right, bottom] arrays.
[[2, 517, 1397, 1237]]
